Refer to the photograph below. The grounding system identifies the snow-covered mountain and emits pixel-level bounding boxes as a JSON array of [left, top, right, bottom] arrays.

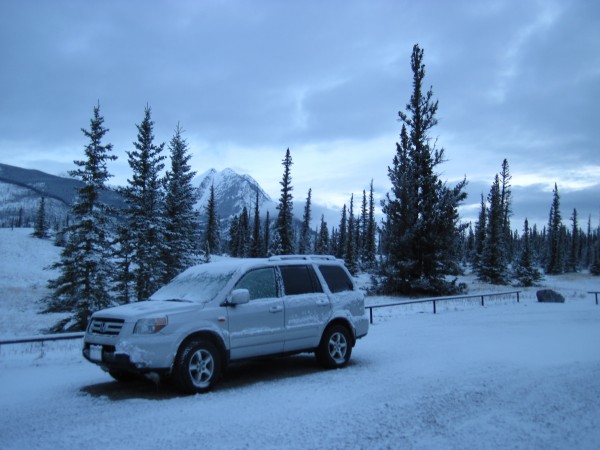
[[194, 168, 277, 223]]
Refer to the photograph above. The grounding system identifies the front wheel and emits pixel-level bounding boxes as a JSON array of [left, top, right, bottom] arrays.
[[316, 325, 352, 369], [173, 340, 221, 394]]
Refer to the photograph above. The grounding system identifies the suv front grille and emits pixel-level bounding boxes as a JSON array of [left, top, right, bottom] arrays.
[[89, 318, 125, 336]]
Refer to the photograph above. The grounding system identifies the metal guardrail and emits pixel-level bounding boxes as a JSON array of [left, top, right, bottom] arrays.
[[589, 292, 600, 305], [0, 331, 84, 347], [365, 290, 522, 324]]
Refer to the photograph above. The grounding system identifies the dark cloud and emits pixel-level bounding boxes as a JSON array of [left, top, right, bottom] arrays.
[[0, 0, 598, 230]]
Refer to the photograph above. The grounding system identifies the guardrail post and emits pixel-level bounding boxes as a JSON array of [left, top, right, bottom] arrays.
[[481, 295, 484, 307], [517, 291, 520, 303], [433, 300, 437, 314], [369, 307, 373, 324]]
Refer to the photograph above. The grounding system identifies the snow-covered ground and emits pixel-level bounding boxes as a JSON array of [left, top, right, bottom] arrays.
[[1, 228, 600, 449]]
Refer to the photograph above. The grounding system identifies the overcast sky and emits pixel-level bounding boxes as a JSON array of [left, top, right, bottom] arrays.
[[1, 0, 598, 230]]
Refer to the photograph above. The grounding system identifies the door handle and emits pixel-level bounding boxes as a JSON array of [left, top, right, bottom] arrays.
[[316, 299, 329, 306], [269, 305, 283, 313]]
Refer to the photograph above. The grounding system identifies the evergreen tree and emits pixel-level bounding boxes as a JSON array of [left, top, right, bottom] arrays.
[[364, 180, 377, 266], [32, 196, 49, 239], [120, 105, 167, 301], [345, 194, 357, 273], [250, 189, 263, 257], [513, 218, 542, 286], [591, 227, 600, 275], [499, 159, 513, 260], [381, 44, 467, 294], [204, 183, 220, 258], [566, 208, 579, 272], [273, 148, 294, 255], [473, 194, 488, 273], [479, 175, 509, 284], [298, 188, 312, 254], [112, 224, 135, 304], [359, 189, 367, 261], [585, 215, 593, 269], [44, 103, 117, 330], [162, 124, 199, 282], [315, 214, 330, 254], [228, 215, 240, 257], [546, 183, 564, 274], [336, 205, 347, 259], [263, 211, 271, 256]]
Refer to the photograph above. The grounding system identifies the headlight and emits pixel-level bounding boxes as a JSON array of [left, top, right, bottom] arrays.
[[133, 317, 168, 334]]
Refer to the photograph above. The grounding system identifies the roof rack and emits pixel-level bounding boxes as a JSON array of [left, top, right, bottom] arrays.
[[268, 255, 337, 262]]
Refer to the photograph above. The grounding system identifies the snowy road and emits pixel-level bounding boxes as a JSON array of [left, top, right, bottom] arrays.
[[2, 299, 600, 450]]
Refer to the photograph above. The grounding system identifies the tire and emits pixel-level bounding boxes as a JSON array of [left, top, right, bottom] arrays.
[[173, 339, 221, 394], [316, 324, 352, 369], [108, 369, 140, 382]]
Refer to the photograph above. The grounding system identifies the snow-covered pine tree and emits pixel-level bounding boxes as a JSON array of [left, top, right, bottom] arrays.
[[591, 226, 600, 275], [315, 215, 330, 254], [566, 209, 579, 272], [120, 105, 167, 301], [359, 190, 367, 262], [162, 124, 199, 282], [546, 183, 564, 274], [298, 188, 312, 254], [500, 159, 513, 261], [250, 189, 263, 257], [472, 194, 487, 272], [345, 194, 357, 274], [273, 148, 294, 255], [513, 218, 542, 286], [229, 208, 250, 257], [479, 175, 509, 284], [112, 224, 135, 304], [32, 196, 48, 239], [228, 215, 240, 257], [240, 207, 250, 257], [364, 180, 377, 266], [381, 44, 467, 294], [45, 102, 117, 330], [204, 183, 220, 258], [336, 204, 347, 259], [263, 211, 271, 256], [585, 215, 593, 269]]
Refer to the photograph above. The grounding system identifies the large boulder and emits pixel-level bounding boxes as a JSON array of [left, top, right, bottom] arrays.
[[536, 289, 565, 303]]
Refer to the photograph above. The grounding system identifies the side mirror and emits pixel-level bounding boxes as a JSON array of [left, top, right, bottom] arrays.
[[228, 289, 250, 305]]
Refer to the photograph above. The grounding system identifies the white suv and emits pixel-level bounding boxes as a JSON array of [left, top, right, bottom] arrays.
[[83, 255, 369, 394]]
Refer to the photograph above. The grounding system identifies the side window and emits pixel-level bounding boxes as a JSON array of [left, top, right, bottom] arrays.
[[234, 268, 277, 300], [279, 265, 323, 295], [318, 265, 354, 293]]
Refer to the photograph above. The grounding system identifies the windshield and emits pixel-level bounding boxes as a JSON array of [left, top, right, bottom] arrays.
[[149, 266, 237, 304]]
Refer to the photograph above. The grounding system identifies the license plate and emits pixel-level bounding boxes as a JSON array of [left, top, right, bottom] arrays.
[[89, 345, 103, 362]]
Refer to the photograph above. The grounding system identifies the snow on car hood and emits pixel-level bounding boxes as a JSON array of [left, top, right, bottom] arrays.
[[92, 300, 201, 320]]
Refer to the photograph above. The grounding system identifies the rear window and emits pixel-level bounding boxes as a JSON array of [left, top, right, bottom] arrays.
[[280, 265, 323, 295], [318, 265, 354, 293]]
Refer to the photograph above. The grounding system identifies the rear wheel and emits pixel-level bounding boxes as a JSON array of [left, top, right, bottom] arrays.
[[173, 339, 221, 394], [316, 325, 352, 369]]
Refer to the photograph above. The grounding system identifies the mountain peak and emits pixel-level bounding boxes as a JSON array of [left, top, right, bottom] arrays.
[[194, 168, 274, 221]]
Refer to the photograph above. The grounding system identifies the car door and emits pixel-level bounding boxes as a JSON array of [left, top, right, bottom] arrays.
[[226, 267, 285, 359], [279, 264, 331, 352]]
